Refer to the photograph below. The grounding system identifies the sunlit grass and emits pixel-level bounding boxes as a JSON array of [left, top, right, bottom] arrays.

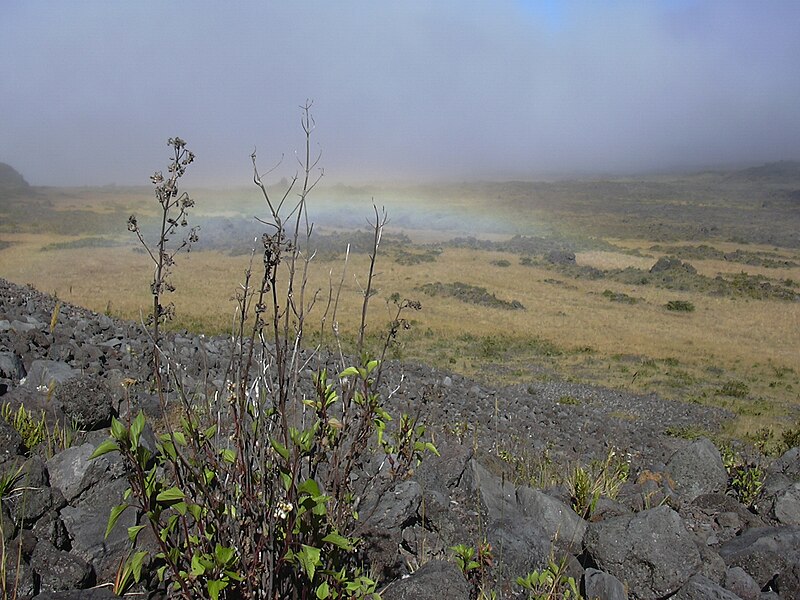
[[1, 185, 798, 443]]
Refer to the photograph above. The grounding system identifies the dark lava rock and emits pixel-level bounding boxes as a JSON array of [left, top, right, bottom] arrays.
[[0, 419, 24, 458], [666, 437, 728, 502], [0, 351, 25, 381], [583, 506, 702, 600], [672, 573, 745, 599], [546, 249, 577, 265], [723, 566, 761, 600], [31, 540, 94, 593], [54, 374, 114, 430], [382, 559, 470, 600], [583, 568, 627, 600], [718, 526, 800, 596]]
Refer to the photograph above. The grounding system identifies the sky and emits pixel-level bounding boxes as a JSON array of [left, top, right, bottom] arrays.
[[2, 1, 800, 187]]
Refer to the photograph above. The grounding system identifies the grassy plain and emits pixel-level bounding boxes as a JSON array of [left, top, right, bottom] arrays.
[[1, 170, 799, 445]]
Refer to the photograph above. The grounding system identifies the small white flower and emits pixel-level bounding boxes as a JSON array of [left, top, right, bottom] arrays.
[[273, 500, 293, 520]]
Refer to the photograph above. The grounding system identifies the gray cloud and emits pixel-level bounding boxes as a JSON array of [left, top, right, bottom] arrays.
[[1, 0, 799, 186]]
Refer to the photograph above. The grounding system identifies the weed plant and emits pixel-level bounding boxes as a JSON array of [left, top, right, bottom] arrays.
[[95, 106, 437, 600], [565, 448, 629, 519], [0, 402, 75, 458]]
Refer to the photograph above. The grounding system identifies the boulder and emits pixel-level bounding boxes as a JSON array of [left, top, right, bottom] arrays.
[[666, 438, 728, 502], [31, 540, 94, 592], [59, 476, 138, 582], [0, 351, 25, 381], [54, 374, 114, 430], [546, 250, 577, 265], [772, 482, 800, 525], [583, 506, 702, 600], [672, 574, 745, 599], [583, 568, 627, 600], [723, 567, 760, 600], [718, 526, 800, 597], [0, 419, 25, 458], [22, 360, 78, 389], [33, 591, 118, 600], [516, 486, 586, 551], [47, 442, 125, 503], [382, 559, 470, 600]]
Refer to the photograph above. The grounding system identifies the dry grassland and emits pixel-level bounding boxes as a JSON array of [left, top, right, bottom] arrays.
[[1, 183, 799, 443]]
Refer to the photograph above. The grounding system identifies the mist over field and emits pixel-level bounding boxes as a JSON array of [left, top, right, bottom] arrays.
[[2, 1, 800, 188]]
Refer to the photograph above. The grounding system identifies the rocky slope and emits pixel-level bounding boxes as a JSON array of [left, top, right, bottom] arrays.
[[0, 277, 798, 599]]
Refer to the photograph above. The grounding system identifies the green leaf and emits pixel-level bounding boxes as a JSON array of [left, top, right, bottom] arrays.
[[297, 545, 321, 581], [298, 478, 321, 496], [204, 468, 216, 485], [207, 579, 228, 600], [191, 553, 208, 577], [127, 524, 147, 543], [316, 581, 330, 600], [161, 439, 177, 460], [203, 424, 217, 439], [220, 448, 236, 463], [130, 411, 146, 447], [215, 544, 235, 566], [187, 503, 203, 521], [90, 439, 119, 460], [322, 532, 354, 551], [270, 438, 290, 461], [105, 503, 128, 539], [129, 550, 148, 582], [110, 417, 128, 443], [156, 486, 185, 503], [339, 366, 360, 378]]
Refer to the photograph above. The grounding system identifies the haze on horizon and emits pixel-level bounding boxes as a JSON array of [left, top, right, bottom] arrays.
[[2, 1, 800, 188]]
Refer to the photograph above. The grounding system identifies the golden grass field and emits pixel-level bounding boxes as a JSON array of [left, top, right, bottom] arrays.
[[1, 183, 799, 444]]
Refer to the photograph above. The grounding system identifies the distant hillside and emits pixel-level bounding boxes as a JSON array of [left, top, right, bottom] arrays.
[[728, 160, 800, 183], [0, 162, 30, 190]]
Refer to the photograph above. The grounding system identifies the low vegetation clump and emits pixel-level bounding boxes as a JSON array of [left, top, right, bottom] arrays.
[[419, 281, 525, 310], [602, 289, 639, 304], [40, 236, 122, 251], [717, 380, 750, 398], [0, 402, 75, 458], [393, 247, 440, 265], [665, 300, 695, 312], [565, 448, 629, 519], [720, 445, 765, 509], [451, 541, 583, 600], [650, 244, 799, 269]]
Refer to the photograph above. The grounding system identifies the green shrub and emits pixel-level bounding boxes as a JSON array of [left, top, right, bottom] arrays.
[[565, 448, 629, 519], [782, 420, 800, 450], [96, 108, 437, 600], [602, 289, 639, 304], [717, 380, 750, 398], [665, 300, 695, 312]]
